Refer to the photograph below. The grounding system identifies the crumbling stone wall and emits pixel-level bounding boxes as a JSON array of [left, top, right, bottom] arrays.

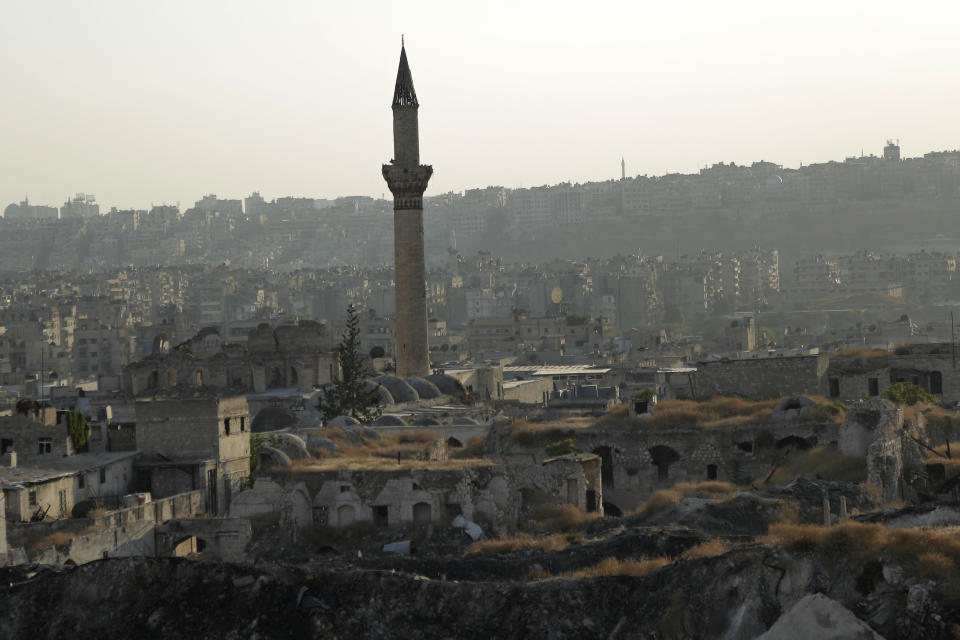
[[694, 355, 829, 400]]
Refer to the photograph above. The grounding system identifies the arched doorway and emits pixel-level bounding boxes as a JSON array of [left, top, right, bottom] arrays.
[[648, 445, 680, 482], [602, 502, 623, 517], [412, 502, 432, 526], [337, 504, 355, 527]]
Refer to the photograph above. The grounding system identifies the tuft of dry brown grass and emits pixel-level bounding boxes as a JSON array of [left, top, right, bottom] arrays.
[[529, 503, 600, 532], [682, 539, 732, 559], [767, 444, 866, 484], [567, 556, 672, 578], [633, 396, 778, 430], [451, 435, 486, 459], [466, 533, 569, 555], [288, 456, 492, 472], [508, 417, 593, 446], [28, 531, 75, 557], [631, 481, 738, 521], [86, 507, 109, 519], [765, 519, 960, 587]]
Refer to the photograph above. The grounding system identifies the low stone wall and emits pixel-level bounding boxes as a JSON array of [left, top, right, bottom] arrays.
[[13, 491, 206, 567], [92, 490, 204, 530]]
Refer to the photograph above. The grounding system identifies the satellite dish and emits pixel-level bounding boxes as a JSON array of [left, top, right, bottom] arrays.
[[551, 287, 563, 304]]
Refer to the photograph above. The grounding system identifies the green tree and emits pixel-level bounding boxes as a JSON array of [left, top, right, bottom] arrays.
[[319, 305, 382, 424], [66, 410, 91, 452], [882, 382, 937, 406]]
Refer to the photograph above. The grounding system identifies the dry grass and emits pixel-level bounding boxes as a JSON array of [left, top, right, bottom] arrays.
[[567, 556, 672, 578], [635, 396, 778, 430], [466, 533, 569, 555], [288, 456, 492, 472], [767, 444, 867, 484], [682, 539, 732, 559], [28, 531, 75, 557], [632, 489, 683, 519], [86, 507, 109, 519], [451, 435, 486, 459], [766, 520, 960, 585], [508, 417, 593, 446], [528, 503, 601, 532], [631, 481, 738, 521]]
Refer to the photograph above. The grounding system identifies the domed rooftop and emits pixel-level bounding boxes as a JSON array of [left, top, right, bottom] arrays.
[[365, 380, 394, 405], [412, 416, 441, 426], [328, 415, 361, 427], [251, 406, 297, 433], [765, 174, 783, 187], [372, 414, 407, 426], [373, 375, 419, 403], [450, 417, 478, 426], [406, 377, 441, 400], [425, 373, 465, 398]]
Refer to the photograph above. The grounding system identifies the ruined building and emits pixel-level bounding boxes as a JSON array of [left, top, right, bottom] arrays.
[[382, 42, 433, 378]]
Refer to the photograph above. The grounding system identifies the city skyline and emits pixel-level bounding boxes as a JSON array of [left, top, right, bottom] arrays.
[[2, 1, 959, 211]]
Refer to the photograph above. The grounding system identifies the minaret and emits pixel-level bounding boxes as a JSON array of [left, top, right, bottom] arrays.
[[382, 41, 433, 378]]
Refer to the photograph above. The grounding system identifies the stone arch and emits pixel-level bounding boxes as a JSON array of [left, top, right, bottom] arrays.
[[369, 345, 385, 359], [251, 406, 297, 433], [648, 445, 680, 481], [193, 369, 203, 386], [775, 435, 812, 451], [166, 370, 176, 386], [337, 504, 355, 527], [412, 501, 432, 526], [63, 558, 78, 568], [147, 370, 159, 390], [602, 502, 623, 517], [446, 437, 464, 448], [290, 366, 299, 387]]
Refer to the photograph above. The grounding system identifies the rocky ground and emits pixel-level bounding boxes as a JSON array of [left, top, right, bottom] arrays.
[[4, 480, 959, 639]]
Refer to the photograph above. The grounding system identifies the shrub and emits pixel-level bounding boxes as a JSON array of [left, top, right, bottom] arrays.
[[766, 445, 867, 484], [466, 533, 569, 555], [545, 438, 579, 457], [631, 489, 682, 520], [882, 382, 937, 406], [567, 556, 672, 578], [682, 539, 732, 559], [529, 503, 598, 532]]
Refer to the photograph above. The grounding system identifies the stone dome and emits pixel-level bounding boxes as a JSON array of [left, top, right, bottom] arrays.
[[372, 414, 407, 426], [406, 377, 441, 400], [328, 415, 361, 427], [450, 417, 478, 426], [251, 406, 297, 433], [425, 373, 465, 398], [412, 416, 441, 426], [373, 375, 419, 403]]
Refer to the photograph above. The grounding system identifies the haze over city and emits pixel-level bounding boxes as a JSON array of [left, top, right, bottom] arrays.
[[3, 0, 959, 210], [7, 3, 960, 638]]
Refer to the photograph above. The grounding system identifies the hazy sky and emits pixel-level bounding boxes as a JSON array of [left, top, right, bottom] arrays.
[[2, 1, 958, 211]]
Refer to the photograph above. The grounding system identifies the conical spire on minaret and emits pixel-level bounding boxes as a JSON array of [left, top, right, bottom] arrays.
[[392, 40, 419, 108]]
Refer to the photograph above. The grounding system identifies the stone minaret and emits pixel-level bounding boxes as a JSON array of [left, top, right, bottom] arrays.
[[383, 42, 432, 378]]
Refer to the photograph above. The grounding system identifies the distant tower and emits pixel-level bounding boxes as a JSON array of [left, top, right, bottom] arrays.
[[621, 157, 626, 180], [883, 139, 901, 161], [382, 42, 433, 378]]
